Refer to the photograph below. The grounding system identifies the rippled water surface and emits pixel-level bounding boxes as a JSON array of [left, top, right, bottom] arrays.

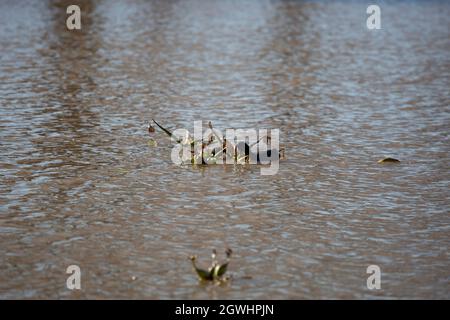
[[0, 0, 449, 299]]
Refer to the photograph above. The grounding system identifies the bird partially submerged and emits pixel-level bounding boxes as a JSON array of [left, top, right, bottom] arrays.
[[189, 248, 233, 281]]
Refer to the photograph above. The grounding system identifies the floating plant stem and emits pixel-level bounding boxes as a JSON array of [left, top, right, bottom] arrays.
[[152, 119, 185, 144]]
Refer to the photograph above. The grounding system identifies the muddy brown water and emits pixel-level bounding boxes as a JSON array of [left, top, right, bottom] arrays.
[[0, 0, 449, 299]]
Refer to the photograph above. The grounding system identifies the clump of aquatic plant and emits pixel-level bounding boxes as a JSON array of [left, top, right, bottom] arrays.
[[189, 248, 233, 282], [149, 119, 285, 165]]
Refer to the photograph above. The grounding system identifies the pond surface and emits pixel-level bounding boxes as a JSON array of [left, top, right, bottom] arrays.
[[0, 0, 449, 299]]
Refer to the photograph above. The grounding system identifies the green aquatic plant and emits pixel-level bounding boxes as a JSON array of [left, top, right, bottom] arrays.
[[147, 139, 157, 147], [378, 157, 400, 163], [189, 248, 233, 281], [212, 248, 232, 278], [150, 119, 285, 165], [189, 256, 213, 281]]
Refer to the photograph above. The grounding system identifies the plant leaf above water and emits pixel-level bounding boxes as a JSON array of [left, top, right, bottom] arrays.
[[378, 157, 400, 163]]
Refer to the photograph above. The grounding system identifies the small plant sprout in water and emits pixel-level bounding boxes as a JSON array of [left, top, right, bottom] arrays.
[[189, 248, 233, 282]]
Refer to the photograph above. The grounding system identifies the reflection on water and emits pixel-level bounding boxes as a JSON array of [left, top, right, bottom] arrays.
[[0, 0, 449, 299]]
